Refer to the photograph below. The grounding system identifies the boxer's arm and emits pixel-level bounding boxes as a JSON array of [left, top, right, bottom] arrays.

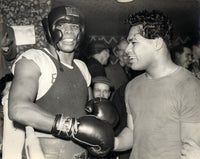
[[114, 113, 134, 151], [8, 58, 55, 132], [113, 84, 134, 151]]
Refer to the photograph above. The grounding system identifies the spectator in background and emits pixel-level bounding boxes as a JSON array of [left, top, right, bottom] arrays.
[[171, 42, 200, 79], [191, 41, 200, 78], [192, 40, 200, 63], [105, 39, 129, 96], [86, 40, 110, 78], [112, 39, 129, 68], [171, 42, 193, 69], [91, 76, 114, 99]]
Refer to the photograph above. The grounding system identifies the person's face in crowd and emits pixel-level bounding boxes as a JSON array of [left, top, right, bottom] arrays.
[[125, 25, 156, 71], [93, 83, 111, 99], [99, 49, 110, 65], [192, 42, 200, 60], [175, 47, 192, 68], [56, 22, 80, 52], [114, 41, 129, 66]]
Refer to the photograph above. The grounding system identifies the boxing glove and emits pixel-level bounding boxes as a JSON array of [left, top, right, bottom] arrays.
[[85, 97, 119, 128], [51, 114, 114, 157]]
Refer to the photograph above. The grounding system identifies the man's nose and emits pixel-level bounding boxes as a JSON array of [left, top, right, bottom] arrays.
[[100, 92, 105, 98], [125, 43, 133, 55], [64, 25, 73, 33]]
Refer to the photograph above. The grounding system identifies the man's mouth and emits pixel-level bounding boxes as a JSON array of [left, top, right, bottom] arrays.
[[62, 38, 75, 44], [128, 56, 137, 63]]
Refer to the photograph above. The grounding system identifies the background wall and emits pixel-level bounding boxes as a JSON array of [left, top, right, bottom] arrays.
[[1, 0, 200, 51], [1, 0, 51, 53], [52, 0, 200, 45]]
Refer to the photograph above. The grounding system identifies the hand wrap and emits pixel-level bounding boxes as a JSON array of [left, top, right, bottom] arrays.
[[51, 114, 78, 139]]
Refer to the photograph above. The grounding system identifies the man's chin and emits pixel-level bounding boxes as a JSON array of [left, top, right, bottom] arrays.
[[58, 45, 77, 53], [130, 64, 144, 71], [60, 48, 75, 53]]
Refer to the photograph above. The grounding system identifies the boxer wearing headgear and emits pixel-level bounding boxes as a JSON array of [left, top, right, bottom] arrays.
[[42, 6, 86, 71], [42, 6, 84, 52], [8, 5, 114, 159]]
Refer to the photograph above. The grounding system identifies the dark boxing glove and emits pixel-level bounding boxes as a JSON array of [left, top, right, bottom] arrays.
[[85, 97, 119, 128], [51, 114, 114, 157]]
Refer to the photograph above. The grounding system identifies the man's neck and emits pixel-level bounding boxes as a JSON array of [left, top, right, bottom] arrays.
[[48, 45, 74, 66], [146, 59, 179, 79], [58, 52, 74, 66]]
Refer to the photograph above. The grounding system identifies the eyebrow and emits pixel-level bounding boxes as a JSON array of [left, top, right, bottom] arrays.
[[127, 38, 133, 43], [127, 38, 138, 44]]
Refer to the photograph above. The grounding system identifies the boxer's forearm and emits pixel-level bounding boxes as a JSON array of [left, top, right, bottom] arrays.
[[8, 102, 55, 132], [114, 127, 133, 151]]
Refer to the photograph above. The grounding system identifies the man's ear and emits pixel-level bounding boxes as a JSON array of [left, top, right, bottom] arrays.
[[153, 37, 163, 51]]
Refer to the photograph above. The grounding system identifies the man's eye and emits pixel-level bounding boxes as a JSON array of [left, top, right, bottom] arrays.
[[72, 25, 79, 30], [103, 90, 110, 94], [56, 24, 64, 29], [127, 39, 132, 43], [128, 38, 137, 44], [131, 41, 136, 44], [128, 41, 136, 45]]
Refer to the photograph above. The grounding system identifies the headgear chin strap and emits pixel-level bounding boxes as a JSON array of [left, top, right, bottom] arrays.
[[42, 6, 85, 51]]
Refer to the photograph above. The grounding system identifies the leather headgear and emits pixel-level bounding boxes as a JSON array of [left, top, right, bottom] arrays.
[[42, 6, 84, 50]]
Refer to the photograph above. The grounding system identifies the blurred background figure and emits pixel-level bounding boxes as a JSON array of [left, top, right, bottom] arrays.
[[0, 19, 18, 79], [191, 41, 200, 78], [192, 41, 200, 63], [105, 39, 129, 97], [171, 42, 193, 69], [86, 40, 110, 78], [112, 39, 129, 67], [171, 42, 200, 79]]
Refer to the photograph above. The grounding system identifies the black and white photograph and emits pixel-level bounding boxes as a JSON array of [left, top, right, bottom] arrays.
[[0, 0, 200, 159]]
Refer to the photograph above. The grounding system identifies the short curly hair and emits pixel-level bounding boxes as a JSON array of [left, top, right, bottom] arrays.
[[126, 10, 173, 47]]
